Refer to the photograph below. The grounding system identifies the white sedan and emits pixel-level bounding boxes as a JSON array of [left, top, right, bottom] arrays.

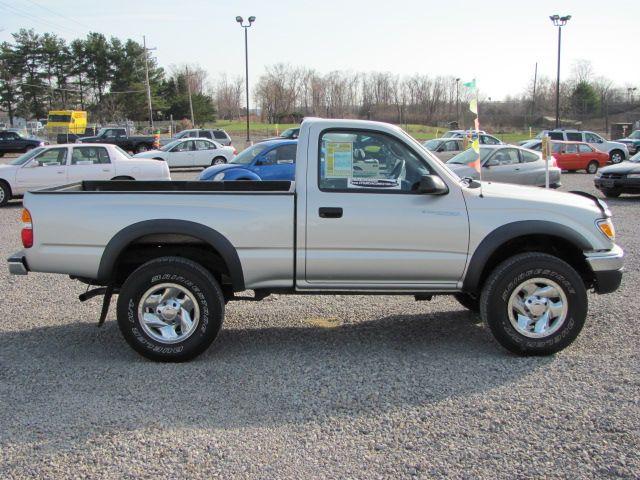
[[0, 143, 170, 206], [133, 138, 236, 168]]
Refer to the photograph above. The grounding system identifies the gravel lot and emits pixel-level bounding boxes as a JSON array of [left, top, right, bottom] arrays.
[[0, 162, 638, 478]]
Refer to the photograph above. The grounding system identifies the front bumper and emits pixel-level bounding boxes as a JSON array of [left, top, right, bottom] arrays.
[[7, 251, 28, 275], [594, 176, 640, 193], [584, 244, 623, 294]]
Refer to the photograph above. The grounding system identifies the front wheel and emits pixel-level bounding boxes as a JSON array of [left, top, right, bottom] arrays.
[[586, 161, 599, 174], [479, 252, 587, 356], [116, 256, 225, 362], [609, 150, 624, 164], [211, 156, 227, 166]]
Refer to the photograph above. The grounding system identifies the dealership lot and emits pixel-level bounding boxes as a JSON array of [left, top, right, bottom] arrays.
[[0, 168, 638, 477]]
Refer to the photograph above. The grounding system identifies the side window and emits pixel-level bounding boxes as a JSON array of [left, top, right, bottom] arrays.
[[565, 132, 582, 141], [189, 131, 198, 138], [213, 131, 227, 139], [565, 144, 578, 154], [585, 132, 601, 143], [444, 141, 458, 152], [72, 146, 111, 165], [490, 148, 520, 165], [521, 150, 539, 163], [104, 130, 118, 138], [195, 140, 213, 150], [261, 149, 277, 165], [578, 144, 592, 153], [481, 135, 500, 145], [319, 130, 432, 192], [172, 141, 191, 152], [6, 132, 19, 140], [552, 143, 562, 153], [549, 131, 564, 141], [276, 144, 297, 163], [201, 131, 213, 139], [0, 132, 5, 140], [33, 148, 67, 166]]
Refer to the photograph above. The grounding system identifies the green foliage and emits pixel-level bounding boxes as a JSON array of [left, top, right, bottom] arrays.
[[571, 81, 600, 118], [0, 29, 204, 125]]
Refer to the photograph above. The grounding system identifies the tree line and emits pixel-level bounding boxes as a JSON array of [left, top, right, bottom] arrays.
[[0, 29, 217, 126], [1, 29, 637, 132]]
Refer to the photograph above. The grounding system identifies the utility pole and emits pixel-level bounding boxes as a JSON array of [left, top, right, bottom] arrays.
[[530, 62, 538, 124], [455, 77, 460, 128], [185, 66, 195, 126], [142, 35, 155, 129]]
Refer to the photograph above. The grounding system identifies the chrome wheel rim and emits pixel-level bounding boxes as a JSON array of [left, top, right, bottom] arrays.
[[0, 186, 5, 203], [213, 158, 225, 165], [507, 278, 568, 339], [588, 163, 597, 173], [138, 283, 200, 344], [611, 153, 622, 163]]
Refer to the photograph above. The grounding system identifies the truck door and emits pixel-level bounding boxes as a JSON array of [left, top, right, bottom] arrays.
[[303, 127, 469, 288]]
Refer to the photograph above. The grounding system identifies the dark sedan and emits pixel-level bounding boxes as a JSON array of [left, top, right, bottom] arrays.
[[594, 151, 640, 197], [0, 130, 47, 156]]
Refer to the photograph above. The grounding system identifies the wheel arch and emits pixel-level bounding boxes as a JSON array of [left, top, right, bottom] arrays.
[[97, 219, 245, 291], [463, 220, 593, 294]]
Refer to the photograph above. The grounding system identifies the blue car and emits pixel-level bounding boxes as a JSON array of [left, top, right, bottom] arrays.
[[199, 140, 296, 182]]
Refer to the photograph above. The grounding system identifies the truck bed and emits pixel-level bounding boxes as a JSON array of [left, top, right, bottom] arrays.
[[35, 180, 294, 194]]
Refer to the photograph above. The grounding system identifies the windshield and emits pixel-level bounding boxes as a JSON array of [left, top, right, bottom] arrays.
[[446, 148, 492, 165], [422, 140, 442, 151], [629, 130, 640, 140], [10, 147, 44, 165], [521, 140, 540, 150], [281, 128, 297, 138], [442, 131, 457, 138], [231, 144, 268, 165], [174, 130, 191, 139]]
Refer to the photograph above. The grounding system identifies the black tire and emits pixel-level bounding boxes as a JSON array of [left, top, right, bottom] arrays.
[[609, 150, 624, 164], [602, 189, 621, 198], [24, 146, 34, 152], [116, 256, 225, 362], [479, 252, 587, 356], [453, 292, 480, 312], [111, 176, 135, 181], [0, 152, 4, 157], [211, 156, 227, 166], [0, 181, 10, 207], [586, 161, 599, 174]]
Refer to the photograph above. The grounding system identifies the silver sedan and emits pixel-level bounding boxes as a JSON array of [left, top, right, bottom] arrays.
[[445, 145, 561, 187]]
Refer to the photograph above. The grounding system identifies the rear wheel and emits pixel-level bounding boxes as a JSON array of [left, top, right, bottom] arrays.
[[0, 181, 10, 207], [211, 156, 226, 166], [479, 252, 587, 356], [116, 256, 225, 362], [111, 176, 135, 181], [610, 150, 624, 164], [586, 161, 599, 174]]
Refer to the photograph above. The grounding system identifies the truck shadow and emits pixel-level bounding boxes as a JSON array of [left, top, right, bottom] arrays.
[[0, 308, 553, 455]]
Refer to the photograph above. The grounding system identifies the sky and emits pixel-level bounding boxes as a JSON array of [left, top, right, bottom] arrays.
[[1, 0, 639, 100]]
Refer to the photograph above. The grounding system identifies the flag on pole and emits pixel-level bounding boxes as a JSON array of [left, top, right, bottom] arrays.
[[463, 79, 481, 178]]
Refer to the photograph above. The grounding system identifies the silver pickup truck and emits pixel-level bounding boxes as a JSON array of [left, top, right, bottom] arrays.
[[8, 118, 624, 362]]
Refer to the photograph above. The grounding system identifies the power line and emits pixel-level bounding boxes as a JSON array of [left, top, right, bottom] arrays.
[[0, 0, 78, 35], [21, 0, 92, 30]]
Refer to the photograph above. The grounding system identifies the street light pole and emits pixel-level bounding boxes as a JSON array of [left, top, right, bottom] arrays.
[[236, 15, 256, 143], [455, 77, 460, 128], [549, 14, 571, 129], [142, 35, 156, 129]]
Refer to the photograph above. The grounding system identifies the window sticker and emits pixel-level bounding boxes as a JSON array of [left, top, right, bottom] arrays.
[[325, 141, 353, 178], [352, 159, 380, 178], [347, 178, 401, 189]]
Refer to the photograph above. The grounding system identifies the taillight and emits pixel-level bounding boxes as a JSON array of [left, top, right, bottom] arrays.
[[21, 208, 33, 248], [550, 156, 558, 168]]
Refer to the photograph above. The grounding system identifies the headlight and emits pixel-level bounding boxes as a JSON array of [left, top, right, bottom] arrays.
[[595, 171, 602, 178], [213, 172, 225, 181], [627, 173, 640, 179], [38, 141, 45, 146], [596, 218, 615, 241]]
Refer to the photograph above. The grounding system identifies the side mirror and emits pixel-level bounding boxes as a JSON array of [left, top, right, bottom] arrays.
[[417, 175, 449, 195]]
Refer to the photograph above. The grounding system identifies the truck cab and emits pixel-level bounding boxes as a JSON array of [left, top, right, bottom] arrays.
[[7, 118, 624, 362]]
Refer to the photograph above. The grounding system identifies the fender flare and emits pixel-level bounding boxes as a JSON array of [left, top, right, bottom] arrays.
[[97, 219, 245, 291], [462, 220, 592, 293], [227, 169, 262, 181]]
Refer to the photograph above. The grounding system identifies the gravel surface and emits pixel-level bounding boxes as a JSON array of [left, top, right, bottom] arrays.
[[0, 165, 638, 478]]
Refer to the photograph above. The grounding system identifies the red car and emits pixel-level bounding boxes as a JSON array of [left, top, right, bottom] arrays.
[[552, 141, 609, 173]]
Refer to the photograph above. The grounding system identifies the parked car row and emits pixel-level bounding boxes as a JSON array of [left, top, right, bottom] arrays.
[[134, 138, 236, 168]]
